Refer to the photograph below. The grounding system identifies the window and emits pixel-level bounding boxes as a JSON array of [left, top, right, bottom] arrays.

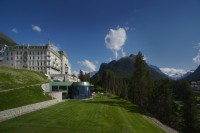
[[38, 56, 39, 59], [11, 57, 13, 60]]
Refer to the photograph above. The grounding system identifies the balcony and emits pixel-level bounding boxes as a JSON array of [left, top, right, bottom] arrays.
[[50, 65, 61, 71]]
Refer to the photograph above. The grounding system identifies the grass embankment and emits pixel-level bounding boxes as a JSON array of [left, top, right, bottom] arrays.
[[0, 85, 51, 111], [0, 65, 48, 90], [0, 95, 165, 133]]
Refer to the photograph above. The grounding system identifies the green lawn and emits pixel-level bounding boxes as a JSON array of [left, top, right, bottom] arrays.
[[0, 65, 48, 90], [0, 85, 51, 111], [0, 95, 165, 133]]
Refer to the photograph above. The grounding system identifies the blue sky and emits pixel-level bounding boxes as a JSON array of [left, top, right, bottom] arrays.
[[1, 0, 200, 75]]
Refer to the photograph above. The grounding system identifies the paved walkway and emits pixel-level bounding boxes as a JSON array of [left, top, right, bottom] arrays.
[[144, 115, 178, 133], [0, 99, 62, 122]]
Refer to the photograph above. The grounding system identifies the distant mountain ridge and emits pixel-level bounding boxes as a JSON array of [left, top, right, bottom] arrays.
[[0, 32, 18, 46], [184, 65, 200, 81], [160, 68, 194, 80], [97, 54, 168, 80]]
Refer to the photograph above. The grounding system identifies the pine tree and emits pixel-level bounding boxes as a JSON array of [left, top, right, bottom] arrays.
[[181, 81, 199, 133], [131, 52, 153, 108], [79, 70, 84, 81]]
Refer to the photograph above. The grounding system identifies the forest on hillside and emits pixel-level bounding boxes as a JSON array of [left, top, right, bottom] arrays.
[[79, 52, 200, 133]]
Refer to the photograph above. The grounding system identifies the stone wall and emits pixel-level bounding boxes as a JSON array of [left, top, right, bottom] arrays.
[[0, 99, 61, 122], [41, 83, 50, 92], [41, 83, 63, 101], [48, 92, 62, 101]]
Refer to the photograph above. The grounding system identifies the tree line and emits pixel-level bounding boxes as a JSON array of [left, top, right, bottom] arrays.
[[87, 52, 200, 133]]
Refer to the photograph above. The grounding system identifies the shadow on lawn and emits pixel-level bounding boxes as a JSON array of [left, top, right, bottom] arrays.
[[85, 96, 141, 114]]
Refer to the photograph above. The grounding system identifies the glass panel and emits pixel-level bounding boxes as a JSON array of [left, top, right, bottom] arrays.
[[68, 86, 91, 99]]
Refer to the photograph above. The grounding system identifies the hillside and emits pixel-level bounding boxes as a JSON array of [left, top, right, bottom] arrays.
[[0, 85, 51, 111], [0, 64, 48, 90], [97, 54, 168, 80], [0, 32, 17, 46], [0, 95, 166, 133], [184, 65, 200, 81]]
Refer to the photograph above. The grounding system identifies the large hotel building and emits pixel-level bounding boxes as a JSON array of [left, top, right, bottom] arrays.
[[0, 42, 75, 78]]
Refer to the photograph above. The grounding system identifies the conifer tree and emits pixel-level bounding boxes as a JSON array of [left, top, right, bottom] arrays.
[[131, 51, 153, 108]]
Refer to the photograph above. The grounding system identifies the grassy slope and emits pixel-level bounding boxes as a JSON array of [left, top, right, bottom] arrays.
[[0, 65, 48, 90], [0, 32, 17, 46], [0, 95, 165, 133], [0, 85, 52, 111]]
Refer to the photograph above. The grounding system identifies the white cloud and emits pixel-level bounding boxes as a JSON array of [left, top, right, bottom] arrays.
[[32, 24, 42, 32], [105, 27, 127, 59], [11, 28, 18, 33], [143, 56, 147, 61], [192, 51, 200, 64], [160, 68, 187, 78], [121, 48, 126, 57], [193, 43, 200, 64], [193, 42, 200, 49], [78, 60, 96, 72], [193, 50, 200, 64], [73, 70, 79, 77]]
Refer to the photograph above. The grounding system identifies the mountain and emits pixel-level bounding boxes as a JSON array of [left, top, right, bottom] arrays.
[[0, 32, 18, 46], [184, 65, 200, 81], [96, 54, 168, 80], [89, 71, 97, 78], [159, 68, 193, 80], [180, 70, 194, 79], [147, 64, 169, 79]]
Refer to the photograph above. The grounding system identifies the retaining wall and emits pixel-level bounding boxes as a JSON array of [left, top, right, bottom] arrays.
[[41, 83, 50, 92]]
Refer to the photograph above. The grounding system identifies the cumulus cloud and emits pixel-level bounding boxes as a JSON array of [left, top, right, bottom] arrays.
[[121, 48, 126, 57], [32, 24, 42, 32], [143, 56, 147, 61], [78, 60, 96, 72], [193, 50, 200, 64], [160, 68, 187, 78], [193, 43, 200, 64], [73, 70, 79, 77], [11, 28, 18, 33], [105, 27, 127, 59]]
